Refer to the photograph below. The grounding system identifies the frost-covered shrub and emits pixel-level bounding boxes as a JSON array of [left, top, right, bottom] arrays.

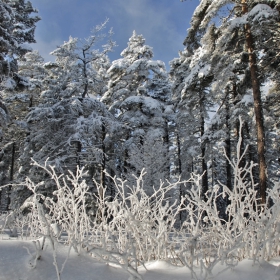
[[170, 132, 280, 279], [24, 162, 92, 253], [86, 171, 184, 280], [4, 162, 94, 280], [173, 153, 259, 279]]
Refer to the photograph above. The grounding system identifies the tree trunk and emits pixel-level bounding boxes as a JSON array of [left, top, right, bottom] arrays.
[[201, 114, 208, 202], [176, 132, 182, 177], [76, 141, 82, 168], [82, 49, 89, 98], [9, 142, 15, 181], [99, 122, 106, 198], [232, 82, 249, 173], [176, 132, 184, 222], [6, 142, 15, 211], [97, 122, 106, 223], [225, 91, 232, 191], [164, 120, 170, 178], [123, 131, 130, 179], [242, 0, 267, 204]]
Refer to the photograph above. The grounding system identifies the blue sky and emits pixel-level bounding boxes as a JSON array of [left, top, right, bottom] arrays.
[[30, 0, 199, 69]]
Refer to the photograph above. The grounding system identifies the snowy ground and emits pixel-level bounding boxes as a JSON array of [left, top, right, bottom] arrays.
[[1, 232, 280, 280]]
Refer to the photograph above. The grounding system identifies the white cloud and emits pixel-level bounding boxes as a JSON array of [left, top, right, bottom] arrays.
[[30, 37, 62, 62]]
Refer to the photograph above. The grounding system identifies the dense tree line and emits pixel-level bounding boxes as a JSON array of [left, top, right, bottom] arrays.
[[0, 0, 279, 219]]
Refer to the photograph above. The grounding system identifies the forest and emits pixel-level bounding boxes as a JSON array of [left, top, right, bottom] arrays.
[[0, 1, 280, 279]]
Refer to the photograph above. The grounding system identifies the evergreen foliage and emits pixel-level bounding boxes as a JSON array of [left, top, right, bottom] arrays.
[[102, 31, 171, 193]]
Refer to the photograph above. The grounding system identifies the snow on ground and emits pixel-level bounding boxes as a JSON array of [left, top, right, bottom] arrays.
[[1, 233, 280, 280], [0, 235, 128, 280]]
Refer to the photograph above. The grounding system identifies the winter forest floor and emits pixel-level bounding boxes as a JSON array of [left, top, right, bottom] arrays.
[[1, 233, 280, 280]]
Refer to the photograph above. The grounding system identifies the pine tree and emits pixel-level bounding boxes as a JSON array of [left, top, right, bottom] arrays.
[[0, 0, 39, 210], [12, 24, 118, 208], [170, 23, 215, 202], [0, 50, 45, 190], [102, 31, 172, 193]]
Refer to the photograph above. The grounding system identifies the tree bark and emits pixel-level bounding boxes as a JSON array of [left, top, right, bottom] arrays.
[[176, 132, 182, 177], [164, 120, 170, 178], [100, 122, 106, 197], [242, 0, 267, 204], [82, 49, 89, 98], [200, 107, 208, 202], [6, 142, 15, 210], [176, 132, 184, 222], [225, 92, 232, 191]]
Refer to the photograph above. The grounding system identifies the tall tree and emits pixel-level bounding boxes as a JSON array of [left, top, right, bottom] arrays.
[[240, 0, 266, 204], [102, 31, 172, 193], [170, 23, 214, 202], [0, 50, 45, 188], [0, 0, 39, 210], [12, 23, 118, 208]]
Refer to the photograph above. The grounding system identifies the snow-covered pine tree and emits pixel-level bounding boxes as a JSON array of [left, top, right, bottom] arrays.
[[0, 0, 39, 210], [12, 23, 119, 208], [102, 31, 172, 194], [0, 51, 46, 211], [201, 19, 254, 193], [247, 2, 280, 187], [170, 24, 214, 203]]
